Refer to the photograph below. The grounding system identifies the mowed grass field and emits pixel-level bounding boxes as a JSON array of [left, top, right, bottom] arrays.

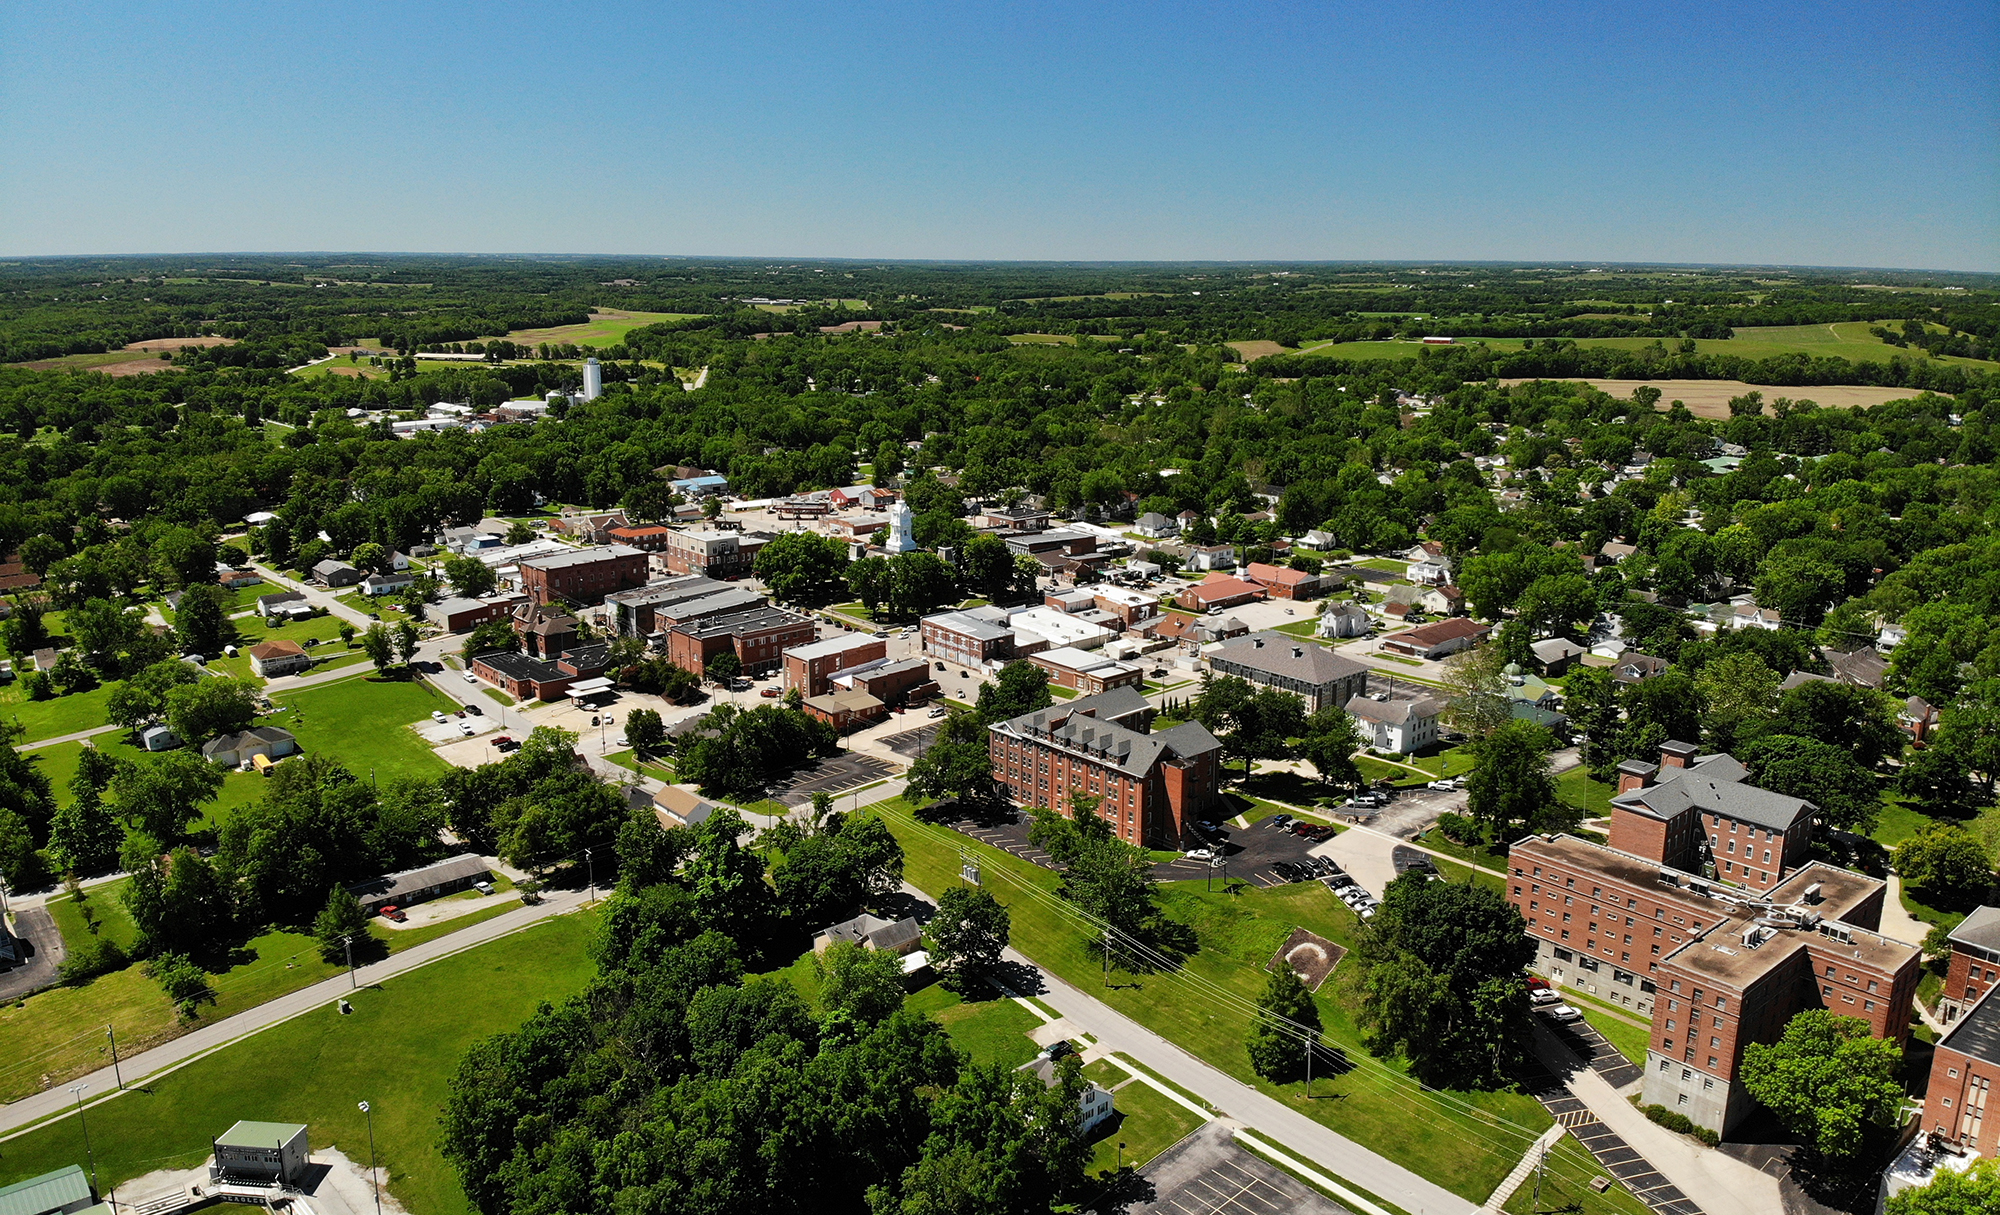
[[269, 674, 456, 783], [871, 796, 1568, 1205], [495, 309, 704, 348], [0, 913, 599, 1215]]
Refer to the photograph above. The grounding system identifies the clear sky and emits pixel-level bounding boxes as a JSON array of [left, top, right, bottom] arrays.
[[3, 1, 1995, 270]]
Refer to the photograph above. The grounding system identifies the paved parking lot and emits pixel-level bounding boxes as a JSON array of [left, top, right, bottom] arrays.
[[1518, 1038, 1702, 1215], [881, 722, 942, 758], [1199, 815, 1337, 887], [765, 753, 897, 807], [950, 811, 1059, 868], [1131, 1120, 1351, 1215], [1543, 1008, 1646, 1090]]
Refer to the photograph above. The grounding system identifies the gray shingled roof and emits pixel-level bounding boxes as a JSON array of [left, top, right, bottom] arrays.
[[1208, 632, 1368, 686], [1937, 981, 2000, 1065], [1948, 905, 2000, 953], [1346, 695, 1441, 725], [1611, 752, 1811, 831], [991, 689, 1219, 779]]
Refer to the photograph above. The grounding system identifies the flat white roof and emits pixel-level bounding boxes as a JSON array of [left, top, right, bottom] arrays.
[[786, 633, 880, 661], [567, 677, 616, 695], [1033, 646, 1130, 674], [1007, 606, 1116, 649]]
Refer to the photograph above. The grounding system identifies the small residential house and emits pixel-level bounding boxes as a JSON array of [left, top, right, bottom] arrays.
[[1901, 696, 1940, 744], [1244, 561, 1320, 601], [1378, 618, 1490, 661], [1610, 652, 1670, 684], [313, 559, 361, 588], [1184, 544, 1238, 572], [1599, 541, 1638, 564], [1414, 585, 1464, 616], [346, 854, 490, 913], [653, 785, 718, 829], [361, 570, 415, 597], [1025, 1057, 1117, 1136], [1134, 512, 1177, 539], [1317, 601, 1371, 639], [813, 913, 922, 956], [1346, 692, 1442, 755], [1528, 637, 1585, 677], [258, 591, 315, 624], [218, 568, 263, 590], [202, 726, 299, 769], [247, 639, 312, 678]]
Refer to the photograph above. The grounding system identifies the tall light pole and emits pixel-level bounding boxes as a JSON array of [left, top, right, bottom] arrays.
[[357, 1101, 382, 1215], [583, 848, 595, 902], [69, 1083, 97, 1196], [343, 934, 356, 988]]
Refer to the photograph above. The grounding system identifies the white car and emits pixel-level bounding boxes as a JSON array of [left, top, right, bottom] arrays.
[[460, 721, 476, 737], [431, 711, 448, 723], [1543, 1004, 1583, 1023], [1529, 988, 1561, 1005], [1185, 849, 1214, 862], [1426, 780, 1456, 791], [462, 671, 476, 684]]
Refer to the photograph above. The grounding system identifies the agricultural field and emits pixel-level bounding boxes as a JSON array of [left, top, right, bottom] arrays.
[[1295, 329, 1999, 373], [494, 308, 704, 348], [1494, 378, 1935, 418]]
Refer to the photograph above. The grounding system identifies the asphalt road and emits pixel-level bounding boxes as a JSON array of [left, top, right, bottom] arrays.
[[0, 888, 590, 1140]]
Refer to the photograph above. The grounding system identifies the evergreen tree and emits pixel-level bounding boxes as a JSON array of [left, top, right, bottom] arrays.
[[1247, 964, 1321, 1082], [313, 884, 372, 963]]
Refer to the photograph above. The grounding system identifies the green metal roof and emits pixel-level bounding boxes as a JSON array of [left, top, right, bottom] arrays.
[[0, 1165, 91, 1215], [216, 1120, 307, 1148]]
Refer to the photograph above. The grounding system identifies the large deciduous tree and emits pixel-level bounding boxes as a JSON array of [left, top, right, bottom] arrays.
[[754, 530, 850, 606], [1739, 1010, 1904, 1160]]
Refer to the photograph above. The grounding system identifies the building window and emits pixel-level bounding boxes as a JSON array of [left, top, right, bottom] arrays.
[[1703, 1078, 1714, 1091]]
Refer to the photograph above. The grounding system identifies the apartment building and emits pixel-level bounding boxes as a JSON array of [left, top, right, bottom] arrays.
[[517, 545, 649, 605], [1027, 646, 1145, 695], [987, 687, 1222, 848], [662, 530, 758, 578], [922, 607, 1017, 669], [1922, 981, 2000, 1159]]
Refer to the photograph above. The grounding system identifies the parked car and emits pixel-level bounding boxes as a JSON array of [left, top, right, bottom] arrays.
[[1426, 780, 1456, 791], [928, 705, 947, 717], [1185, 848, 1214, 862], [379, 906, 406, 922], [431, 710, 448, 723], [760, 688, 781, 698], [462, 671, 476, 683], [460, 721, 476, 736], [1269, 814, 1293, 828], [1040, 1040, 1076, 1061], [1542, 1004, 1583, 1023], [464, 703, 481, 715], [1530, 988, 1562, 1005], [473, 880, 495, 896]]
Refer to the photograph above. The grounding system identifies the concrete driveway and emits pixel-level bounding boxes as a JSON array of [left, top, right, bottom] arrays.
[[1315, 828, 1401, 899]]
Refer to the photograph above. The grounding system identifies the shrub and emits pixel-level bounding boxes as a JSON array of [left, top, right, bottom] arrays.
[[58, 936, 129, 986], [1642, 1103, 1720, 1146]]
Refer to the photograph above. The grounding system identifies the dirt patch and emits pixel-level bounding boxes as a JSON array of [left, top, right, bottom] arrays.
[[15, 353, 177, 376], [123, 335, 235, 351], [1267, 926, 1345, 991], [309, 364, 373, 377], [1226, 340, 1293, 362], [819, 320, 884, 333], [1497, 378, 1942, 419]]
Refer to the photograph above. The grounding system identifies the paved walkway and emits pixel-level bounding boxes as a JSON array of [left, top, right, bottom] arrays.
[[1877, 874, 1929, 948], [18, 723, 122, 751], [0, 888, 591, 1140]]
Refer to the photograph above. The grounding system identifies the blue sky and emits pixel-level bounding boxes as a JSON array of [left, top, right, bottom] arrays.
[[2, 1, 1995, 269]]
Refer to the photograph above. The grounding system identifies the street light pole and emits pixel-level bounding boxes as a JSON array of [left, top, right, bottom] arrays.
[[357, 1101, 382, 1215], [343, 934, 356, 988], [69, 1084, 97, 1196], [584, 848, 595, 901]]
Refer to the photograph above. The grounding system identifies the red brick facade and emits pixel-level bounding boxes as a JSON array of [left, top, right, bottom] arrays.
[[519, 548, 650, 606], [1924, 986, 2000, 1157]]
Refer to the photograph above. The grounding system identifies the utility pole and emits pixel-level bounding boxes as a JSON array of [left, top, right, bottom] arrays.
[[584, 848, 595, 901], [1304, 1034, 1313, 1098], [1531, 1139, 1545, 1213], [70, 1084, 97, 1196], [343, 934, 356, 989], [105, 1025, 121, 1090], [357, 1101, 382, 1215]]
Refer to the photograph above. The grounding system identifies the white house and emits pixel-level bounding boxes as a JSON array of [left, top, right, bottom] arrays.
[[1185, 545, 1237, 572], [1025, 1058, 1117, 1136], [1345, 692, 1442, 755], [1317, 601, 1371, 639], [362, 570, 415, 597], [1133, 512, 1177, 539], [201, 726, 299, 769]]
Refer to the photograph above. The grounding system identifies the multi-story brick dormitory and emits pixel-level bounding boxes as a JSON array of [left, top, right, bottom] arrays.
[[1939, 905, 2000, 1026], [1609, 741, 1815, 893], [1509, 831, 1920, 1137], [987, 687, 1222, 849]]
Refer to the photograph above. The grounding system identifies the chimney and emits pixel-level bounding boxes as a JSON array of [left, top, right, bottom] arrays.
[[1292, 646, 1304, 658], [1660, 740, 1699, 769], [1253, 637, 1263, 648]]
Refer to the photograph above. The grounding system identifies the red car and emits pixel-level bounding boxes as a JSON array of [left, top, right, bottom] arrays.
[[1525, 974, 1549, 991], [380, 906, 407, 923], [760, 688, 780, 698]]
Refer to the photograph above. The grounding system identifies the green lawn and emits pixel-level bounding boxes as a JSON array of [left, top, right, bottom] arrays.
[[602, 748, 675, 781], [1576, 1005, 1651, 1066], [1557, 768, 1618, 819], [0, 683, 116, 743], [0, 912, 599, 1215], [906, 985, 1044, 1070], [1085, 1077, 1205, 1176], [874, 796, 1556, 1204], [1417, 826, 1512, 873], [267, 675, 455, 783], [49, 877, 142, 955]]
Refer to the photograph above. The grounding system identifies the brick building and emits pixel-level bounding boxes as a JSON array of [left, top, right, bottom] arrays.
[[1176, 573, 1267, 612], [1091, 586, 1161, 625], [1243, 561, 1321, 601], [604, 576, 759, 637], [1922, 981, 2000, 1159], [1378, 617, 1490, 659], [1028, 646, 1145, 695], [518, 545, 649, 605], [606, 524, 675, 552], [668, 606, 815, 678], [662, 530, 758, 578], [987, 687, 1222, 848], [1205, 632, 1368, 713], [1940, 906, 2000, 1026], [1609, 742, 1814, 893], [430, 593, 528, 632], [1509, 822, 1919, 1138], [783, 633, 887, 697], [922, 607, 1017, 669]]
